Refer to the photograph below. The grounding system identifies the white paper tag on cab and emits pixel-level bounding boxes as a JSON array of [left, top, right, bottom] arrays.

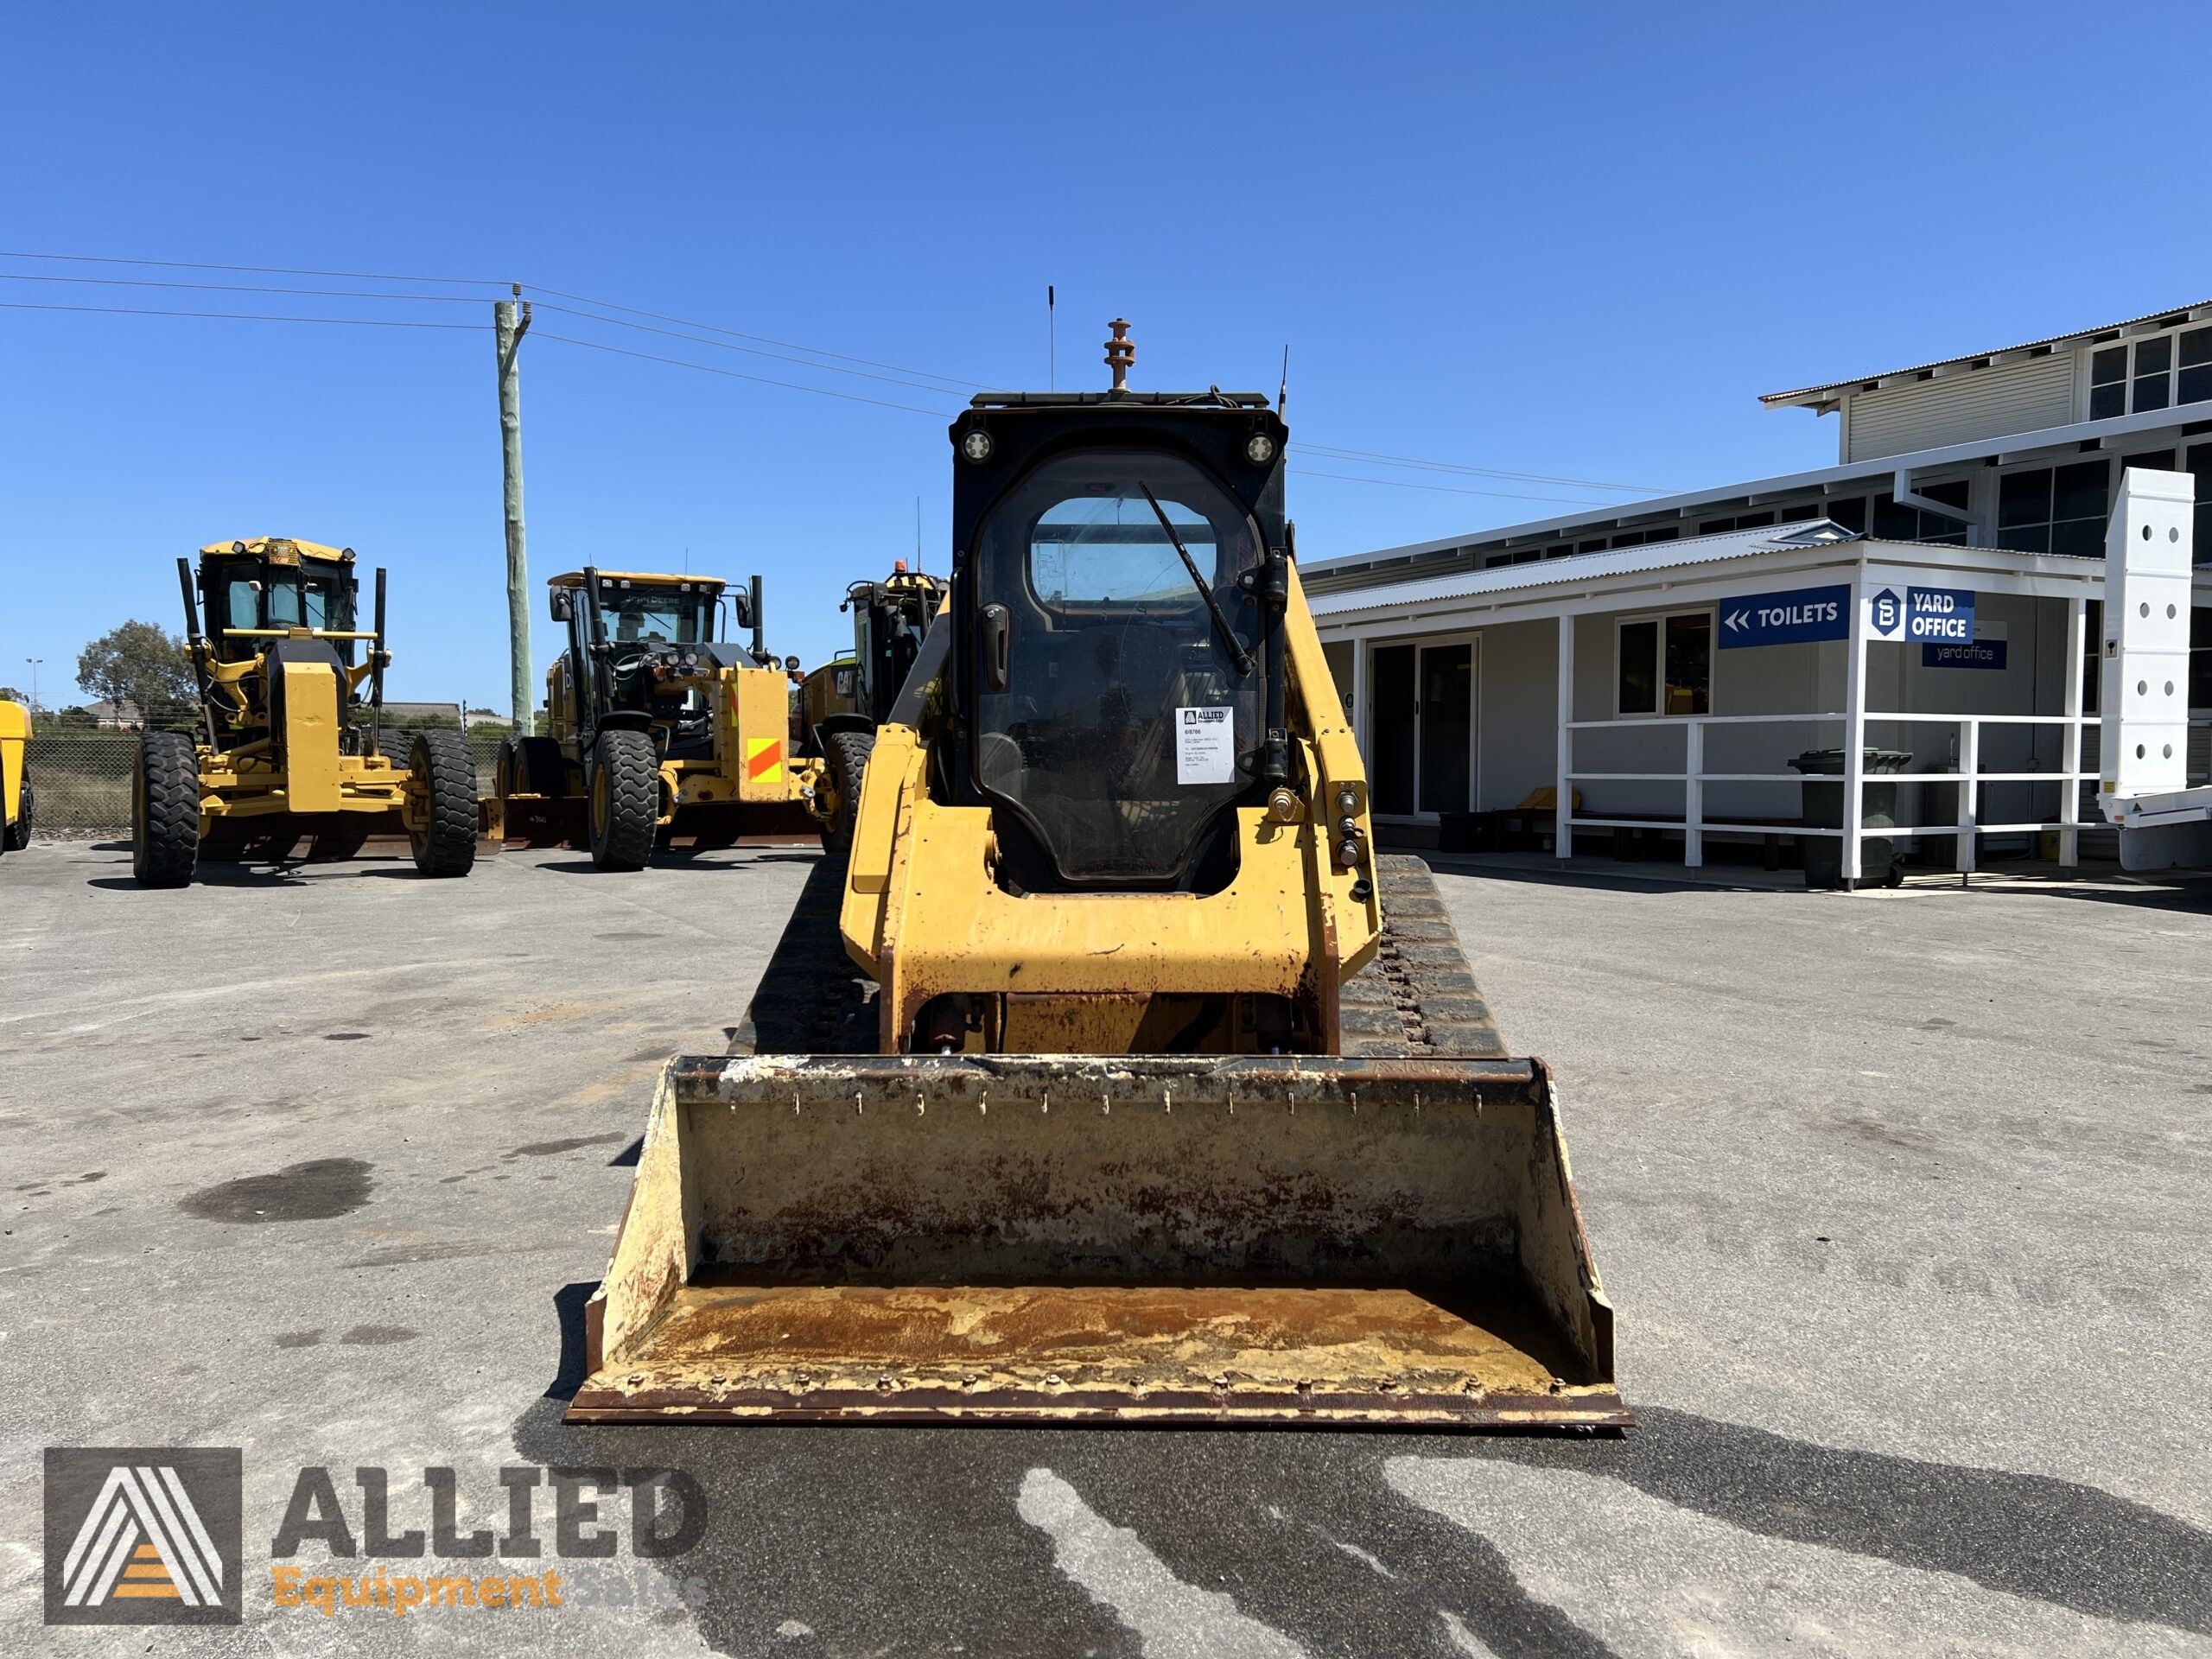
[[1176, 706, 1236, 785]]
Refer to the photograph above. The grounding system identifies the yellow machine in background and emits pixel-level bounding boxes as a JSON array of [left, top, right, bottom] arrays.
[[132, 538, 478, 887], [796, 561, 945, 849], [571, 331, 1622, 1429], [490, 569, 818, 869], [0, 699, 31, 856]]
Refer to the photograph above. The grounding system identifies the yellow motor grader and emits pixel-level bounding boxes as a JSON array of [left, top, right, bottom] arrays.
[[570, 331, 1622, 1428], [131, 538, 477, 887], [795, 560, 946, 850], [489, 569, 818, 869]]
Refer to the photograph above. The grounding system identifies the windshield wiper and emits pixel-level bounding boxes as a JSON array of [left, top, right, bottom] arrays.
[[1139, 482, 1252, 676]]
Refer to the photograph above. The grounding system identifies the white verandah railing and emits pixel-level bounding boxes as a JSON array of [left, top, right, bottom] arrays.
[[1560, 711, 2098, 874]]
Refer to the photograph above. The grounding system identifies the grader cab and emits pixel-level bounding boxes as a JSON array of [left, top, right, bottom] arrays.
[[491, 569, 818, 868], [131, 537, 477, 887]]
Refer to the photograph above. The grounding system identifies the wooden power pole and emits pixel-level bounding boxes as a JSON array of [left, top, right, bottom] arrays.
[[493, 289, 532, 729]]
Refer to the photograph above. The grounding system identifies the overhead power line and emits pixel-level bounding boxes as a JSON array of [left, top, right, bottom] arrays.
[[0, 249, 988, 396], [531, 331, 957, 417], [530, 302, 970, 397], [525, 284, 984, 391], [0, 252, 1659, 499], [0, 270, 482, 304], [0, 300, 475, 330], [0, 249, 508, 287]]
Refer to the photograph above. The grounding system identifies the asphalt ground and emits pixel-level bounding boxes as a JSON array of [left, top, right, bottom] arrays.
[[3, 836, 2209, 1656]]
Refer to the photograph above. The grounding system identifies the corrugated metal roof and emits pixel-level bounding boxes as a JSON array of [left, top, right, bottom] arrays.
[[1760, 300, 2212, 407], [1310, 521, 1859, 620]]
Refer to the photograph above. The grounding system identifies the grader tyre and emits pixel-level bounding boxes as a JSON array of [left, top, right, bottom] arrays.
[[824, 728, 874, 857], [499, 734, 568, 798], [131, 729, 200, 889], [3, 776, 29, 850], [588, 729, 658, 871], [408, 729, 479, 878]]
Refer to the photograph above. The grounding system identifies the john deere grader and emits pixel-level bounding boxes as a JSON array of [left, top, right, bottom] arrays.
[[569, 327, 1624, 1429], [132, 538, 477, 887], [490, 569, 818, 869]]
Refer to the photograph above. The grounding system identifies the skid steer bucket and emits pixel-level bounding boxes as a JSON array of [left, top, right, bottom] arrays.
[[570, 1053, 1623, 1427]]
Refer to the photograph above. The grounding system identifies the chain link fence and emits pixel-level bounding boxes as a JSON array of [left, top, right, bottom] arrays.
[[22, 728, 513, 837]]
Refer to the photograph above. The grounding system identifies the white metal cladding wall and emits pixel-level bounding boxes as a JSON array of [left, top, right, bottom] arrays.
[[1847, 356, 2076, 462]]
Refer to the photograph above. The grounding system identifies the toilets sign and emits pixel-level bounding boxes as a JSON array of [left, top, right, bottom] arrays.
[[1716, 584, 1850, 648], [1867, 585, 1976, 643]]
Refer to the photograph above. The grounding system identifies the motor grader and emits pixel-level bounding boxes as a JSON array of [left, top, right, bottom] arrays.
[[0, 697, 30, 856], [131, 538, 478, 887], [570, 328, 1622, 1428], [796, 560, 945, 849], [490, 569, 818, 869]]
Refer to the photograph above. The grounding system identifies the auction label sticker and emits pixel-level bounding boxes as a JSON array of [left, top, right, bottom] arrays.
[[1176, 707, 1235, 785]]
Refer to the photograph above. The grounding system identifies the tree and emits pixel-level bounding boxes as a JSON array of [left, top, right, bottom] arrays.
[[0, 685, 23, 703], [76, 620, 196, 729]]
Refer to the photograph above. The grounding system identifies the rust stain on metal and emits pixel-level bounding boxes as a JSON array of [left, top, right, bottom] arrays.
[[571, 1054, 1624, 1429]]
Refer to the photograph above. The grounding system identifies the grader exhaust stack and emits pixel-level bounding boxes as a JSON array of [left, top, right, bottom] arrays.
[[571, 327, 1624, 1428]]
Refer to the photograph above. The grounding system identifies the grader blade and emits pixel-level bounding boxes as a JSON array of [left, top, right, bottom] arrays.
[[570, 1053, 1624, 1427]]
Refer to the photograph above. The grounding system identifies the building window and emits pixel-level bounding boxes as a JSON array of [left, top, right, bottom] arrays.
[[2191, 443, 2212, 563], [2089, 326, 2212, 419], [1825, 496, 1868, 533], [1870, 479, 1969, 545], [2194, 607, 2211, 711], [1618, 611, 1711, 716], [1997, 459, 2109, 555]]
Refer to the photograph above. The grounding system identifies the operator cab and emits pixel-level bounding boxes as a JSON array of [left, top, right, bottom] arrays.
[[943, 347, 1289, 896], [548, 570, 755, 757], [197, 538, 359, 666]]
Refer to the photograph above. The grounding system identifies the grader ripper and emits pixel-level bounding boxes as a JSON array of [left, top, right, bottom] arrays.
[[490, 569, 818, 868], [572, 327, 1622, 1428], [131, 538, 477, 887]]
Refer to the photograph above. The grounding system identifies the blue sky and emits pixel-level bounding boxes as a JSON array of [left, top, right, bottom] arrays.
[[3, 2, 2208, 714]]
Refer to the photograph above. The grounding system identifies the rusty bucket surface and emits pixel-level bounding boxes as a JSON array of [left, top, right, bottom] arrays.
[[569, 1054, 1624, 1427]]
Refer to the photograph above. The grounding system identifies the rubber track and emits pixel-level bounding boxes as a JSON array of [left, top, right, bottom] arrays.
[[133, 729, 200, 887], [730, 847, 879, 1056], [1338, 855, 1510, 1058], [410, 728, 478, 876], [734, 851, 1504, 1061]]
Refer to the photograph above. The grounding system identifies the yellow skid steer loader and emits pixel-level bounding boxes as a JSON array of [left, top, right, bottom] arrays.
[[572, 327, 1622, 1427]]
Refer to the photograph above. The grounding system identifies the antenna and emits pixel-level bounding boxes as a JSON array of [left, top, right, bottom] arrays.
[[1279, 345, 1290, 415], [1048, 285, 1056, 391]]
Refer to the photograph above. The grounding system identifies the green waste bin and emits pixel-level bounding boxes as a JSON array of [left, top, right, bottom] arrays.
[[1793, 747, 1912, 888]]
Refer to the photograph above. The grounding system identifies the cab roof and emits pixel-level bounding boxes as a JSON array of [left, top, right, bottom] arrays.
[[546, 569, 727, 590], [197, 537, 353, 563]]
